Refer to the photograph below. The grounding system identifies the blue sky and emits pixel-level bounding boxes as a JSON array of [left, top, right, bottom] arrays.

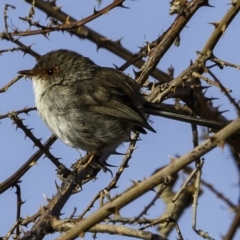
[[1, 1, 240, 239]]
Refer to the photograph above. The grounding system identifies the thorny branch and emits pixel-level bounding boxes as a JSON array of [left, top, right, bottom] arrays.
[[1, 1, 240, 240]]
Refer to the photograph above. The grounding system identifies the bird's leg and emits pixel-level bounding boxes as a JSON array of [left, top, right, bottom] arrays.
[[83, 150, 98, 166], [71, 150, 98, 171]]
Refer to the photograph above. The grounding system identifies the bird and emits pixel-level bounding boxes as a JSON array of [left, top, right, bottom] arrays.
[[18, 49, 157, 157], [18, 49, 226, 160]]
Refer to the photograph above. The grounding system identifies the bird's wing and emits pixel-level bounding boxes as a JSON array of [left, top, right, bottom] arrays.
[[88, 98, 154, 133], [89, 68, 155, 132]]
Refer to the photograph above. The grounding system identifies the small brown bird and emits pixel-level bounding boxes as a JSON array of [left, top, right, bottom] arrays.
[[18, 49, 156, 156], [18, 49, 225, 158]]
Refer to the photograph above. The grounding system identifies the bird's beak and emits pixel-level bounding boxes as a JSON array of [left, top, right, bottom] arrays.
[[18, 69, 36, 76]]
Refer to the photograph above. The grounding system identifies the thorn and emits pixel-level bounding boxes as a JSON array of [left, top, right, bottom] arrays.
[[115, 38, 123, 47], [118, 1, 129, 9], [55, 181, 60, 191], [93, 7, 99, 15], [133, 69, 141, 78], [112, 64, 119, 70], [210, 136, 225, 150], [43, 193, 51, 202], [55, 6, 63, 12], [168, 155, 178, 162], [200, 85, 211, 90], [20, 199, 26, 205], [203, 88, 209, 95], [41, 32, 50, 40], [205, 97, 219, 102], [201, 0, 214, 7], [130, 180, 141, 187], [218, 110, 229, 115], [231, 0, 237, 6], [208, 22, 220, 29], [48, 0, 57, 7]]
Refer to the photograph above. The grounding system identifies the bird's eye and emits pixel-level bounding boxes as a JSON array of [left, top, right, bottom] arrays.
[[47, 69, 54, 75]]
